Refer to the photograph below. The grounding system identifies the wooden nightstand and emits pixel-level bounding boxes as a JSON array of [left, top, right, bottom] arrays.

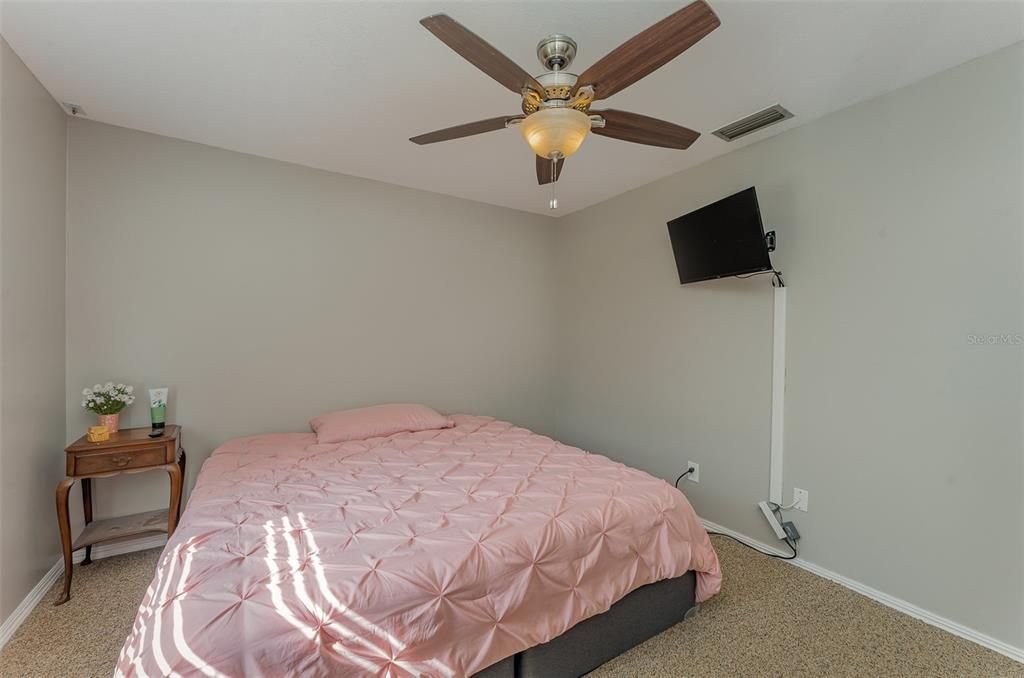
[[55, 425, 185, 605]]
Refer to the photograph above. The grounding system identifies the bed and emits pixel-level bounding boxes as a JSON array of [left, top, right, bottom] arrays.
[[116, 415, 721, 677]]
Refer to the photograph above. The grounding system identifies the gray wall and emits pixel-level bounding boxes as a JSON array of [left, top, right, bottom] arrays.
[[553, 43, 1024, 648], [0, 38, 68, 619], [66, 119, 557, 520]]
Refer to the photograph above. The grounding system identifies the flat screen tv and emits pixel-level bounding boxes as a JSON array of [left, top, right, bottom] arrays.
[[667, 187, 772, 285]]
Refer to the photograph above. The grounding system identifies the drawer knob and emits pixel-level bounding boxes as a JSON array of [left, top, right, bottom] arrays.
[[111, 455, 132, 467]]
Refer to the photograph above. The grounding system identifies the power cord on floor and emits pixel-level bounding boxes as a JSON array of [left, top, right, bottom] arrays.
[[706, 530, 798, 560], [707, 502, 798, 560], [674, 469, 799, 559]]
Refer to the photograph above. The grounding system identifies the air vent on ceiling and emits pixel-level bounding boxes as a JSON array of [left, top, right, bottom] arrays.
[[713, 104, 792, 142]]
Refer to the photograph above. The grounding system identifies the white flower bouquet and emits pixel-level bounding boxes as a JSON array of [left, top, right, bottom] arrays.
[[82, 382, 136, 415]]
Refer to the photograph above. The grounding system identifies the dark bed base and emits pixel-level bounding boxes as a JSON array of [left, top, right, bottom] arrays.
[[472, 570, 697, 678]]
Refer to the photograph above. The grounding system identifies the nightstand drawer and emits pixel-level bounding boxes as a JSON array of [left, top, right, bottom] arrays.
[[72, 446, 167, 475]]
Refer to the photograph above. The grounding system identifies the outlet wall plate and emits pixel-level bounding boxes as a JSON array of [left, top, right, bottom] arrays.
[[793, 488, 809, 512], [686, 462, 699, 483]]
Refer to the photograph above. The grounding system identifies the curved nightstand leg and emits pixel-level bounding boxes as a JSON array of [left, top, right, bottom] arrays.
[[166, 462, 183, 535], [81, 478, 93, 565], [54, 478, 75, 605]]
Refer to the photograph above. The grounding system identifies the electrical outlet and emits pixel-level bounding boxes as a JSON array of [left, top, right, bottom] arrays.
[[793, 488, 809, 512], [686, 461, 699, 483]]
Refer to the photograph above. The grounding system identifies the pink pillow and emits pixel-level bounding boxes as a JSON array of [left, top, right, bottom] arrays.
[[310, 404, 454, 444]]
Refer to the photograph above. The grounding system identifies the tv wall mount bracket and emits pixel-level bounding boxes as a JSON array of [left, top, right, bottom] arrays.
[[764, 231, 784, 287]]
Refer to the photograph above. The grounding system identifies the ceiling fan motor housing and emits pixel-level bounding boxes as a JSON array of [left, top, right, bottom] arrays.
[[536, 71, 578, 103], [536, 34, 577, 71]]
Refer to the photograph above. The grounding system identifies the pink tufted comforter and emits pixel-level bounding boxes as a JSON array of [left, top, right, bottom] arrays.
[[116, 416, 721, 678]]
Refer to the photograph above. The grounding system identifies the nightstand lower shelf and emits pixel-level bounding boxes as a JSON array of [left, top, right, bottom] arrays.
[[72, 508, 169, 551]]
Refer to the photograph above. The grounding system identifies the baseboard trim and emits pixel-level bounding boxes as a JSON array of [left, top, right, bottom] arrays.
[[701, 519, 1024, 664], [0, 560, 63, 651], [0, 534, 167, 651]]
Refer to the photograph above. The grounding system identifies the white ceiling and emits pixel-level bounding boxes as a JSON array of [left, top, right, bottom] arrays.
[[2, 1, 1022, 217]]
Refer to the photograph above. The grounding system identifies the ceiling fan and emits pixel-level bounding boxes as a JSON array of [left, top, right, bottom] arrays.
[[410, 1, 721, 194]]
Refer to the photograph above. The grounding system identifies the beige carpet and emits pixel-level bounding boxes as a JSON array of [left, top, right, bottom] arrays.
[[1, 536, 1020, 678]]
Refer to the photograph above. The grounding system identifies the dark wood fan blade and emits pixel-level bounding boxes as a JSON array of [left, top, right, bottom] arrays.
[[591, 109, 700, 149], [420, 14, 545, 96], [574, 0, 720, 100], [410, 116, 520, 145], [536, 155, 565, 185]]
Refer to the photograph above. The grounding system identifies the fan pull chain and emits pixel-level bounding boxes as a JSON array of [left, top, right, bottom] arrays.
[[549, 156, 558, 210]]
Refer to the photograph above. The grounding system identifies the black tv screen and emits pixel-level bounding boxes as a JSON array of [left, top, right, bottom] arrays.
[[667, 187, 772, 285]]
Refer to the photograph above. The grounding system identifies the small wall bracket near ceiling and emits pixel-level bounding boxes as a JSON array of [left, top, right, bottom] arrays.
[[61, 102, 86, 117]]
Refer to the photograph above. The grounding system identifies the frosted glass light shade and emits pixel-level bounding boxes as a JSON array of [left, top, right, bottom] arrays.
[[520, 108, 591, 159]]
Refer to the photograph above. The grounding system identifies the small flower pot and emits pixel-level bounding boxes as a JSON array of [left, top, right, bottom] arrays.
[[98, 413, 121, 433]]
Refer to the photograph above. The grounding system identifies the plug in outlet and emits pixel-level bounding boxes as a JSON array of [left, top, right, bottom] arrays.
[[781, 521, 801, 541], [793, 488, 809, 512], [686, 462, 699, 483]]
